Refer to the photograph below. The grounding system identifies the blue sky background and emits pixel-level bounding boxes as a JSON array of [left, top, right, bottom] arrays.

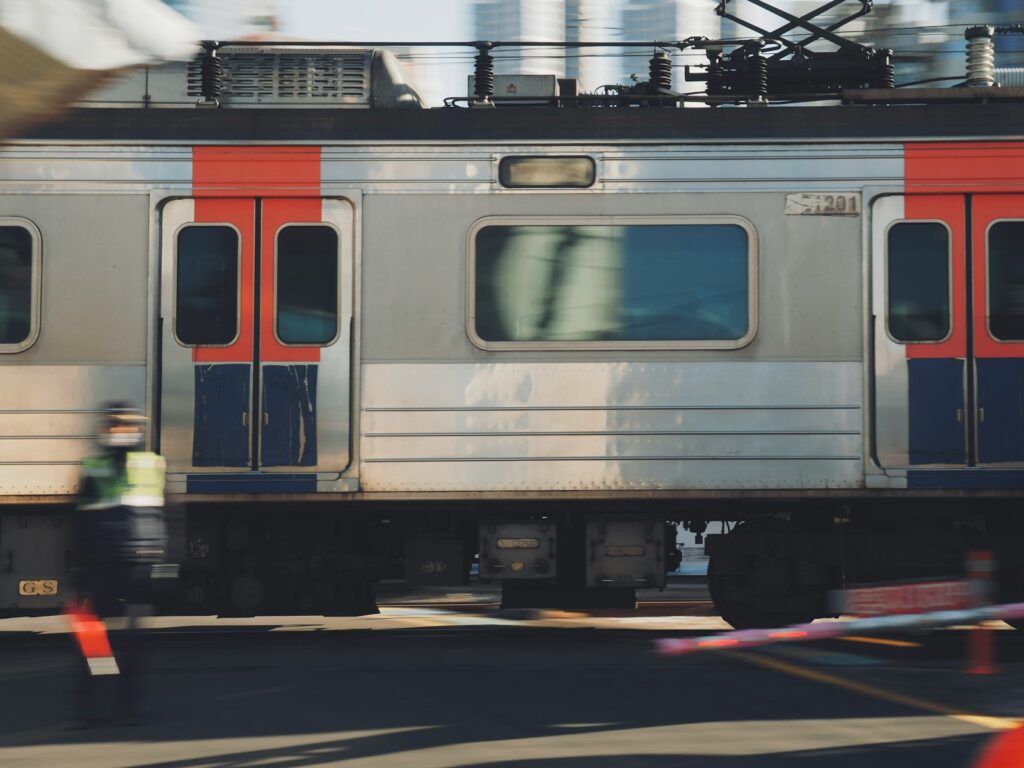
[[280, 1, 470, 42], [279, 1, 471, 104]]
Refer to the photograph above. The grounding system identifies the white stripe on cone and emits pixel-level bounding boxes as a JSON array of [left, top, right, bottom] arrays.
[[86, 656, 120, 676]]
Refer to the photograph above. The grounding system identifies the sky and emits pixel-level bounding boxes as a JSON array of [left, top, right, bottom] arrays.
[[278, 0, 470, 41], [183, 0, 1005, 105], [279, 0, 471, 105]]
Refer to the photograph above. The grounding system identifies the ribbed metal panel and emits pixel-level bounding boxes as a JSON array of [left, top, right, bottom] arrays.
[[187, 47, 371, 107]]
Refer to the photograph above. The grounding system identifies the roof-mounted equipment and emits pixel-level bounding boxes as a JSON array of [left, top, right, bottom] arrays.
[[181, 43, 425, 109], [966, 25, 1024, 88], [687, 0, 894, 100]]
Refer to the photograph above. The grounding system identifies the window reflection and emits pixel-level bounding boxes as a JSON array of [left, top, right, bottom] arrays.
[[887, 222, 950, 343], [0, 226, 33, 346], [989, 221, 1024, 341], [474, 223, 750, 343], [175, 226, 239, 346], [277, 225, 338, 345]]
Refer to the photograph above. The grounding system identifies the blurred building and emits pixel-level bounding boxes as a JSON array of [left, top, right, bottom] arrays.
[[710, 0, 1021, 88], [619, 0, 720, 85], [855, 0, 1020, 85], [565, 0, 620, 90], [473, 0, 567, 77]]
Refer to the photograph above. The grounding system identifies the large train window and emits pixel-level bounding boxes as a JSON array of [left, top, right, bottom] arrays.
[[275, 224, 339, 345], [174, 225, 240, 346], [988, 221, 1024, 341], [0, 219, 41, 353], [886, 221, 951, 343], [469, 217, 756, 349]]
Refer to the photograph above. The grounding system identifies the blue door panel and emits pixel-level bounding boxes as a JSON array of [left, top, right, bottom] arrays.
[[977, 358, 1024, 464], [908, 358, 965, 465], [261, 365, 318, 467], [193, 364, 251, 467]]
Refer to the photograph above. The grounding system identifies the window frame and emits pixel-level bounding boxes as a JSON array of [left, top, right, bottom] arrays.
[[497, 155, 597, 189], [883, 218, 954, 346], [272, 222, 343, 348], [0, 217, 42, 354], [985, 218, 1024, 344], [172, 222, 243, 349], [466, 215, 759, 351]]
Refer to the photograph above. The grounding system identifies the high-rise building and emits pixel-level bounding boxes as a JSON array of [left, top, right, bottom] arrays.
[[473, 0, 567, 77], [564, 0, 619, 91], [619, 0, 720, 85]]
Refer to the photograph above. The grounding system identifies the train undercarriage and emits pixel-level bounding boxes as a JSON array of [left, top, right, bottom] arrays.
[[5, 497, 1024, 629]]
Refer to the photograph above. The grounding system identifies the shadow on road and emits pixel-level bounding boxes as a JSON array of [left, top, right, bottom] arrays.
[[0, 629, 1007, 767]]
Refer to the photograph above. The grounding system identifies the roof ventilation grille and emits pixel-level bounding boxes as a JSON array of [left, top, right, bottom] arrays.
[[187, 46, 372, 107]]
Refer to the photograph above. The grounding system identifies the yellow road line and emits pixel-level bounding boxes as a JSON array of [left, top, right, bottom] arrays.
[[730, 650, 1021, 732], [838, 635, 923, 649]]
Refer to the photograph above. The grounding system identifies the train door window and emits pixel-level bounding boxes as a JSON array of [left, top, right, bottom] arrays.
[[0, 220, 41, 353], [470, 218, 755, 349], [275, 225, 339, 345], [174, 225, 240, 346], [886, 221, 951, 343], [988, 221, 1024, 341]]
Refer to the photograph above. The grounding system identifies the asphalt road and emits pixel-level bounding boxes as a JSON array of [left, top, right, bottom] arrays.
[[1, 607, 1023, 767]]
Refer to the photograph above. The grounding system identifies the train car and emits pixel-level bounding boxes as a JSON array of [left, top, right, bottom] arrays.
[[4, 22, 1024, 627]]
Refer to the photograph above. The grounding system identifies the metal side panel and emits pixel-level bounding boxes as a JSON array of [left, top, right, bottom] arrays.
[[359, 361, 864, 492], [0, 513, 73, 613], [871, 195, 911, 468], [260, 364, 318, 467], [305, 197, 353, 473], [192, 364, 251, 467], [160, 198, 199, 473], [977, 358, 1024, 464], [0, 365, 145, 496]]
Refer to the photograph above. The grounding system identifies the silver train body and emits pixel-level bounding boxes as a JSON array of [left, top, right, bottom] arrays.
[[3, 47, 1024, 622]]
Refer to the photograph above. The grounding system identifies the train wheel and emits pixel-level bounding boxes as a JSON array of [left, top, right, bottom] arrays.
[[708, 518, 819, 630]]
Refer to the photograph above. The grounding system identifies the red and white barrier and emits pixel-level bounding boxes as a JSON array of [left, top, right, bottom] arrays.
[[655, 601, 1024, 657]]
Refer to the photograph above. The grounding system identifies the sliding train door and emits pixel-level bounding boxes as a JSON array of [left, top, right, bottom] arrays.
[[160, 197, 353, 489], [973, 195, 1024, 466], [872, 193, 1024, 472]]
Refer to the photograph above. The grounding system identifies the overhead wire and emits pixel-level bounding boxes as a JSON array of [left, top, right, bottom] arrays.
[[376, 17, 1024, 96]]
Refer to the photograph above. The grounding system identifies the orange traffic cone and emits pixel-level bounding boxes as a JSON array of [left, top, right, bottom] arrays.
[[967, 552, 998, 675], [972, 724, 1024, 767], [66, 603, 119, 676]]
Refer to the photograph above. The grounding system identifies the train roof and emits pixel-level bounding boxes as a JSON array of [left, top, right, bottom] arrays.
[[14, 23, 1024, 146], [19, 97, 1024, 144]]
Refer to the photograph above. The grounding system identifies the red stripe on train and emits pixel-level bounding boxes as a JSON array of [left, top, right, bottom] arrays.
[[191, 147, 322, 363], [905, 142, 1024, 195], [905, 143, 1024, 359], [193, 146, 320, 197]]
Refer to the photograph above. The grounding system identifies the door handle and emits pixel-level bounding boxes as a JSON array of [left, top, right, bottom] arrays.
[[263, 413, 269, 427], [242, 412, 248, 427], [978, 408, 986, 423], [956, 409, 964, 423]]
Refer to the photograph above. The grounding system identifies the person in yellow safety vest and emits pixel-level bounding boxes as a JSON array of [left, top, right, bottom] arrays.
[[72, 401, 169, 725]]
